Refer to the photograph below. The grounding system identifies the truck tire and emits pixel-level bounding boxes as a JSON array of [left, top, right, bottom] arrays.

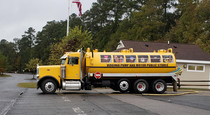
[[133, 79, 149, 94], [41, 79, 57, 94], [151, 79, 166, 94], [117, 78, 130, 93]]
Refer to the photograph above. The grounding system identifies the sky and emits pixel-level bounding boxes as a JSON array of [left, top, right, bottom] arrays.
[[0, 0, 97, 42]]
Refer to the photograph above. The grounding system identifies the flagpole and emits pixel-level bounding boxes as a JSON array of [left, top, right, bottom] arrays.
[[66, 0, 70, 36]]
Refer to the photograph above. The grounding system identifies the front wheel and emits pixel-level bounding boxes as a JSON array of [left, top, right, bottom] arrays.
[[41, 79, 57, 94], [133, 79, 149, 94], [151, 79, 167, 94]]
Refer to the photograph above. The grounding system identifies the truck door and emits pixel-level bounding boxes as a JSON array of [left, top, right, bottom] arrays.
[[66, 57, 80, 79]]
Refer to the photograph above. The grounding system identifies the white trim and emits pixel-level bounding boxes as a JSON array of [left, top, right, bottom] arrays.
[[89, 73, 178, 81], [187, 64, 205, 72], [176, 59, 210, 64], [116, 40, 125, 49]]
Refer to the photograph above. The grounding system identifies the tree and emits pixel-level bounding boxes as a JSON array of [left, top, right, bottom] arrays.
[[33, 20, 66, 64], [48, 26, 93, 65], [164, 0, 210, 53], [0, 51, 7, 75], [0, 39, 17, 72], [105, 18, 133, 51], [33, 14, 82, 64], [160, 0, 177, 34], [16, 27, 36, 72], [164, 1, 198, 43], [82, 0, 143, 51], [106, 0, 166, 51], [26, 58, 42, 79], [22, 27, 36, 48], [195, 0, 210, 53]]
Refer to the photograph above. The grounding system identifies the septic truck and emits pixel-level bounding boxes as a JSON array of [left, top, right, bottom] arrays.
[[36, 48, 182, 94]]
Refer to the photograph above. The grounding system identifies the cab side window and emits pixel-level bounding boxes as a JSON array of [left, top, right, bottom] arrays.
[[150, 55, 161, 62], [113, 55, 124, 63], [100, 55, 112, 63], [72, 58, 78, 64], [126, 55, 136, 63], [68, 57, 79, 65], [138, 55, 149, 63], [162, 55, 174, 63]]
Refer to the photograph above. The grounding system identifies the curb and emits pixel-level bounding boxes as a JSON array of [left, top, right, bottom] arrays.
[[142, 91, 198, 96]]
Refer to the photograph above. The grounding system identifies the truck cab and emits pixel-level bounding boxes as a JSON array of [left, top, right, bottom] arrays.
[[37, 51, 83, 94], [61, 52, 81, 80]]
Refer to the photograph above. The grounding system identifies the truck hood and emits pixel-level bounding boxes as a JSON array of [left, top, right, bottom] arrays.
[[39, 65, 62, 78], [39, 65, 61, 68]]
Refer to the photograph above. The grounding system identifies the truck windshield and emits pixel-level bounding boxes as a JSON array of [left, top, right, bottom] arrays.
[[61, 59, 66, 64]]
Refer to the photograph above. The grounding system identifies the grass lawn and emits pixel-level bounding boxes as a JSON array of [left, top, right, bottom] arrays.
[[18, 82, 37, 88], [0, 74, 11, 77]]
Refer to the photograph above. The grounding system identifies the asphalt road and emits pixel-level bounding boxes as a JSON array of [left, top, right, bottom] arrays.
[[0, 73, 32, 115], [146, 91, 210, 111], [1, 73, 210, 115]]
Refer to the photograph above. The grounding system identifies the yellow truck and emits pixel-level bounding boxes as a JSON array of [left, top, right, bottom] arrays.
[[36, 48, 182, 94]]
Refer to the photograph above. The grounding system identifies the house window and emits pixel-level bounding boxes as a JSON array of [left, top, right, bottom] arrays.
[[187, 64, 205, 72]]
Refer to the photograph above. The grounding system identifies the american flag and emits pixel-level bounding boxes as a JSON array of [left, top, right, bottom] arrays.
[[72, 0, 82, 16]]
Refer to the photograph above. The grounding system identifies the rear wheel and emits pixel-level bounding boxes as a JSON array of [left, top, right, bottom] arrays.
[[133, 79, 149, 93], [117, 78, 130, 93], [152, 79, 166, 94], [41, 79, 57, 94]]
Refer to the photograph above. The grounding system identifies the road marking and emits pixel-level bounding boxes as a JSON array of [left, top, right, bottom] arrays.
[[61, 96, 71, 102], [1, 90, 25, 115], [1, 99, 16, 115], [72, 107, 87, 115]]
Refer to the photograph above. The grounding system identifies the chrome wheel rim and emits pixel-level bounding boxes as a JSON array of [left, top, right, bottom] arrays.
[[119, 81, 129, 91], [155, 82, 164, 92], [45, 82, 55, 92], [137, 82, 146, 92]]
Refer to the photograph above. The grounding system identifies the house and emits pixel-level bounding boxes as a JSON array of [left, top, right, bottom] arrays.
[[114, 40, 210, 89]]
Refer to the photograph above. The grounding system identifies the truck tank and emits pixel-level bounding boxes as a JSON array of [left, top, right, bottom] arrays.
[[84, 48, 177, 74]]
